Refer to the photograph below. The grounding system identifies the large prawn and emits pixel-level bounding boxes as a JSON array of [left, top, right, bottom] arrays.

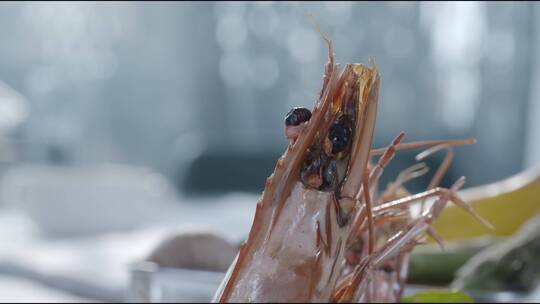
[[212, 35, 492, 303]]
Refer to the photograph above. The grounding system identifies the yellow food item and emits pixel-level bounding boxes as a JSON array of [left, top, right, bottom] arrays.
[[432, 167, 540, 241]]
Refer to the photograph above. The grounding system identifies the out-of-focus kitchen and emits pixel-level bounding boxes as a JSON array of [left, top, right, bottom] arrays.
[[0, 1, 540, 303]]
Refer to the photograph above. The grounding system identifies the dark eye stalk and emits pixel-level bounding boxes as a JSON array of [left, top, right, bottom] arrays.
[[284, 107, 312, 141], [285, 107, 312, 126], [328, 116, 352, 154]]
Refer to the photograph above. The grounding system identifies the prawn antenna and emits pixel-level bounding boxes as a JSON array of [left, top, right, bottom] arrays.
[[308, 14, 333, 55]]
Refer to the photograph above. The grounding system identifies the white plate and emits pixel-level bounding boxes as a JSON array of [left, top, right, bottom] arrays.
[[127, 262, 224, 303]]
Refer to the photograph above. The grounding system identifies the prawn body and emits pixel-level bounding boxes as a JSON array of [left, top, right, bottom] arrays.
[[213, 39, 491, 303]]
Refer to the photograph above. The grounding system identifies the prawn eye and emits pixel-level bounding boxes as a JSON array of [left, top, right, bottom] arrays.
[[285, 107, 312, 126], [328, 117, 352, 154]]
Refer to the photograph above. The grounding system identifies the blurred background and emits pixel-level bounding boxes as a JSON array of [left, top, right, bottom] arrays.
[[0, 1, 539, 302]]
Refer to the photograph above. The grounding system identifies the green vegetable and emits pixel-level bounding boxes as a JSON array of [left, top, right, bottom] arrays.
[[401, 290, 474, 303], [408, 237, 497, 285], [408, 246, 481, 285], [452, 213, 540, 292]]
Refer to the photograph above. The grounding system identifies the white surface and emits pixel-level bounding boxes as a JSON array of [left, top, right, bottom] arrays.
[[0, 164, 258, 302], [0, 275, 95, 303]]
